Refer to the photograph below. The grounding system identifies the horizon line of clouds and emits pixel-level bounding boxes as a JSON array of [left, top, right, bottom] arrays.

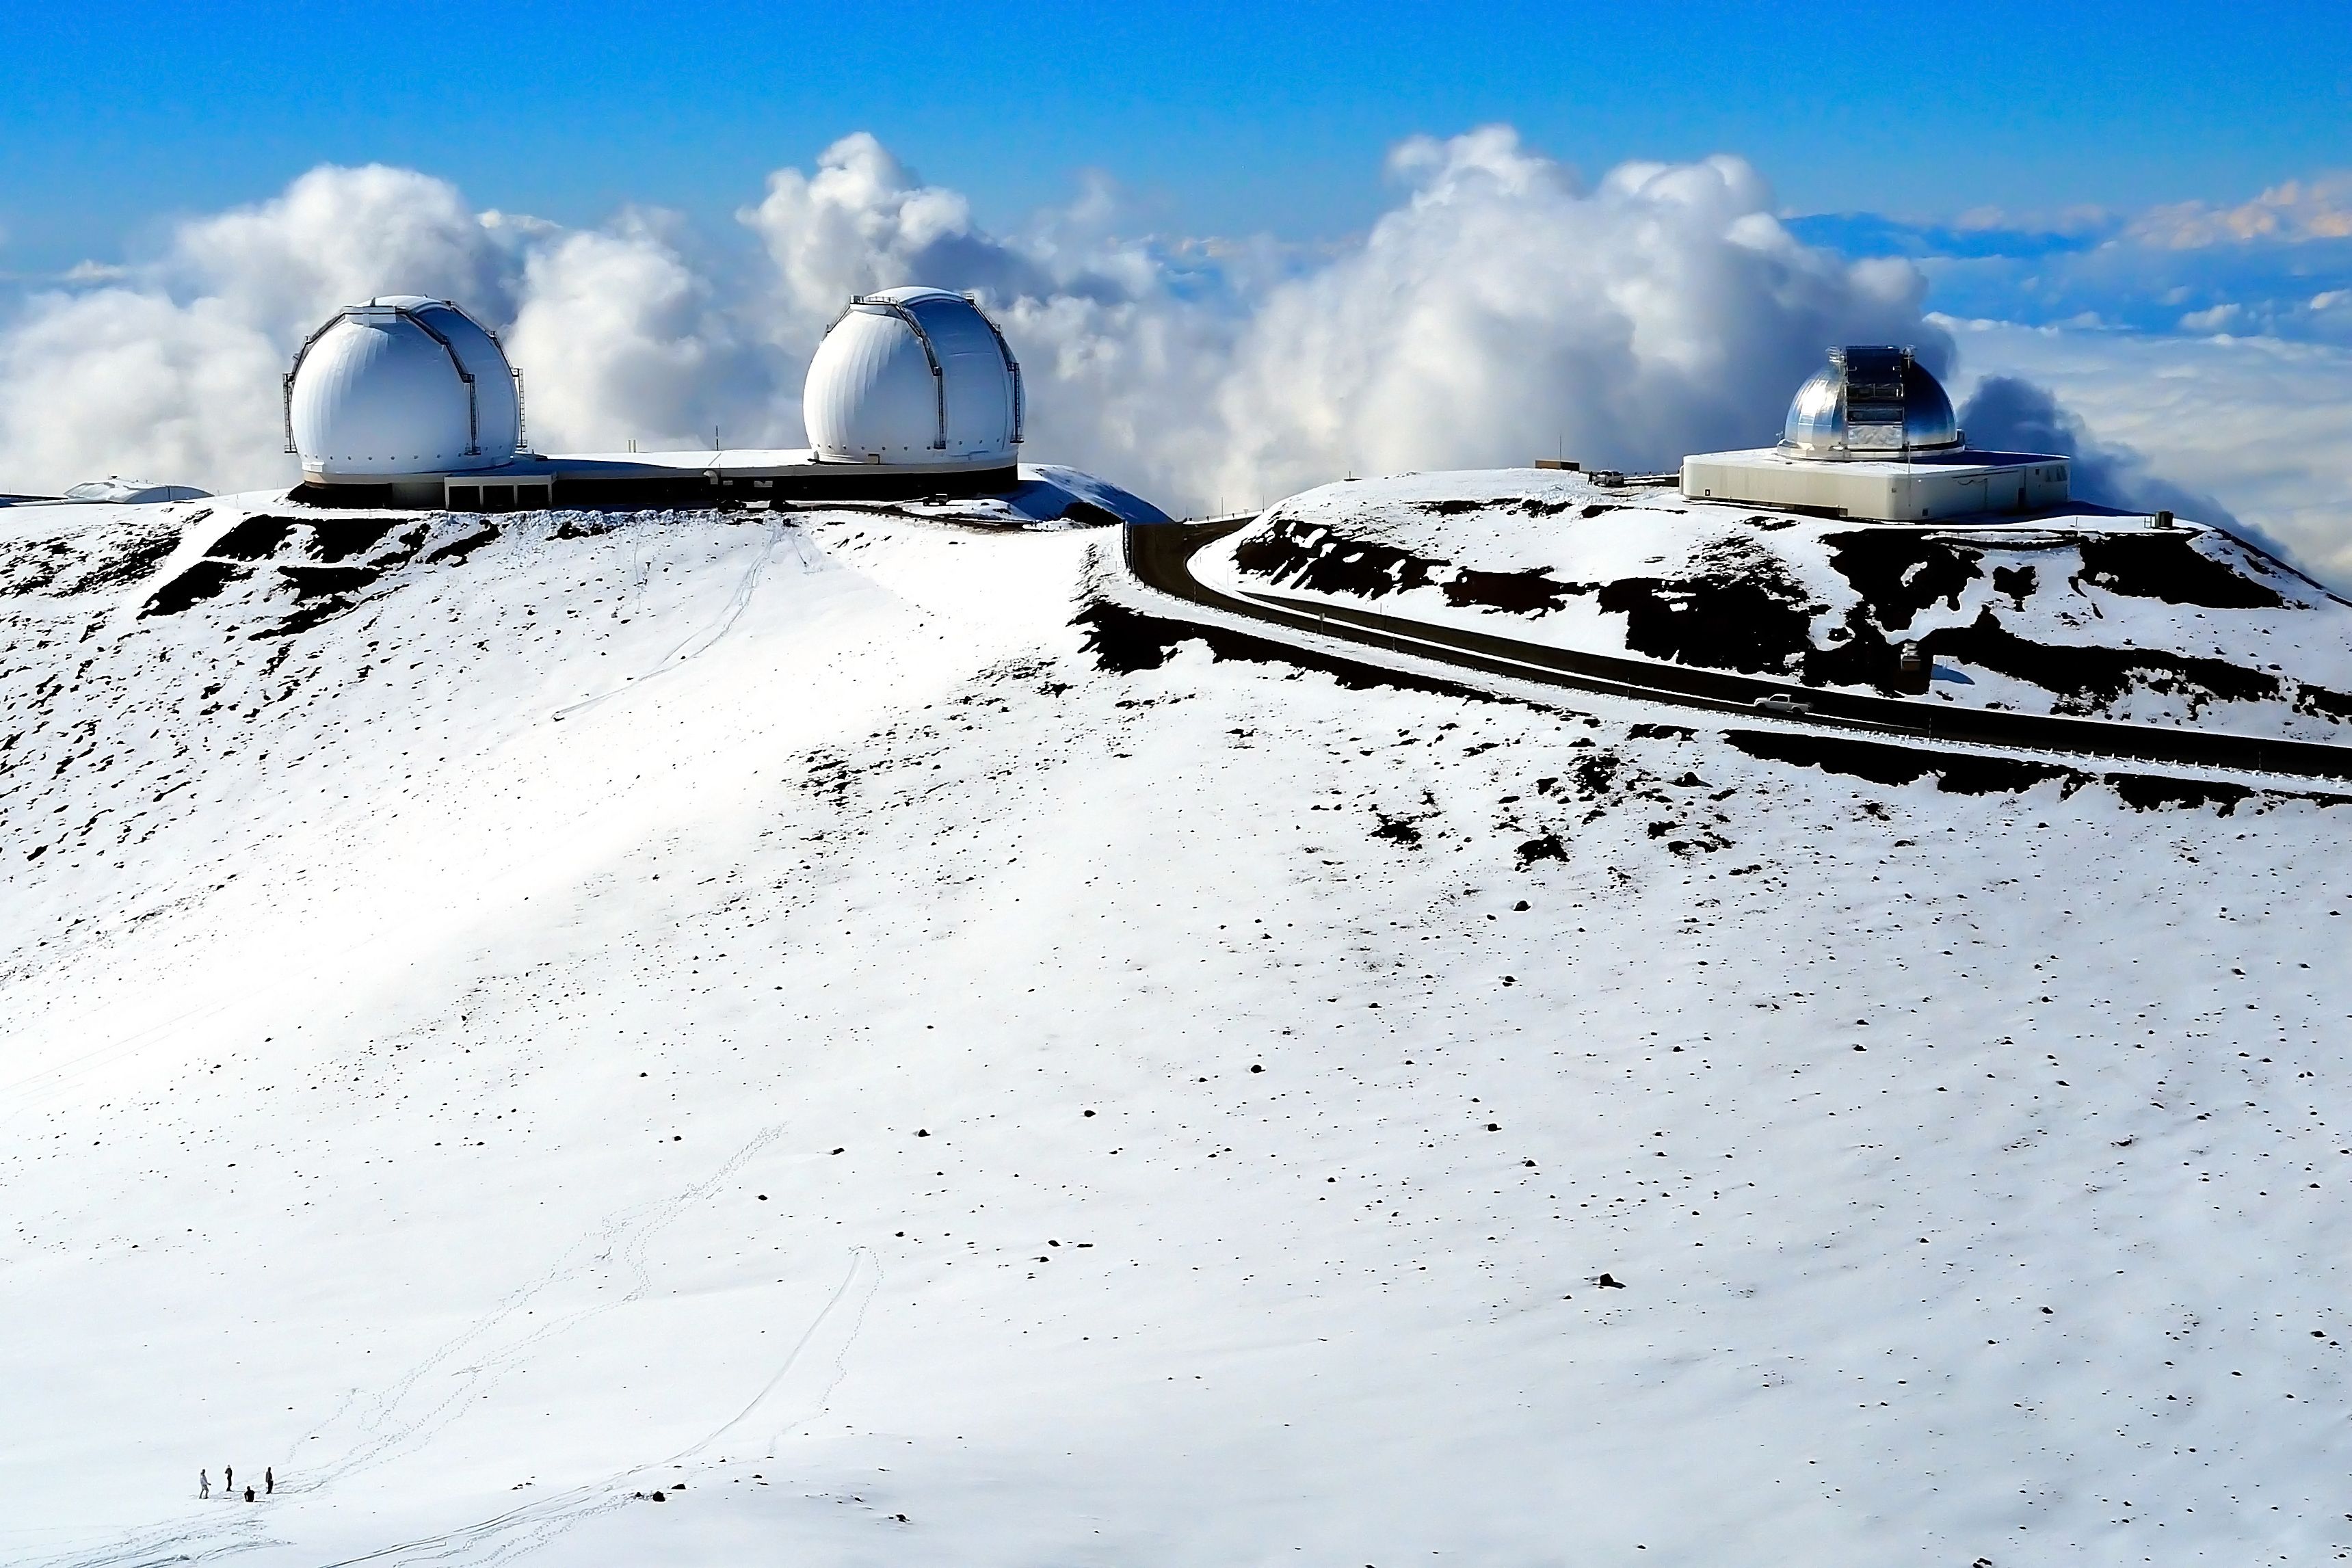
[[0, 129, 1942, 505], [1791, 170, 2352, 346], [0, 128, 2339, 583]]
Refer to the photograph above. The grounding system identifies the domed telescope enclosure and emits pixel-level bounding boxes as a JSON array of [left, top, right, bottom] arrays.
[[804, 288, 1022, 473], [1778, 345, 1960, 460], [287, 297, 523, 505], [1682, 346, 2067, 522], [273, 284, 1124, 513]]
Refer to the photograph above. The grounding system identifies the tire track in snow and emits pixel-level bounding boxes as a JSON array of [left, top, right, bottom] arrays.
[[551, 518, 796, 723], [32, 1128, 852, 1568], [308, 1247, 881, 1568]]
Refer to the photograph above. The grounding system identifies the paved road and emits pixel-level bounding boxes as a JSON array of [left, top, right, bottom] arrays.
[[1122, 516, 2352, 784]]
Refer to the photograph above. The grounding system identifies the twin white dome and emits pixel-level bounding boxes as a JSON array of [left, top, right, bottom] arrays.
[[286, 285, 1023, 479], [803, 287, 1022, 466], [286, 297, 520, 479]]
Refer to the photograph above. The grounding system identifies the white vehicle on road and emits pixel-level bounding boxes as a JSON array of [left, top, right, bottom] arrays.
[[1752, 692, 1812, 715]]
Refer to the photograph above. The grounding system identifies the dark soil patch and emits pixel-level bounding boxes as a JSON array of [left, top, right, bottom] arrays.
[[1920, 607, 2279, 711], [1991, 563, 2037, 609], [141, 560, 247, 617], [1728, 728, 2341, 812], [1572, 752, 1622, 795], [1821, 531, 1984, 631], [1232, 519, 1444, 600], [2296, 684, 2352, 723], [1444, 567, 1582, 616], [278, 565, 379, 600], [208, 516, 299, 561], [1596, 551, 1817, 676], [68, 522, 183, 593], [2074, 533, 2285, 609], [1416, 499, 1492, 515], [0, 546, 71, 596], [1372, 812, 1425, 847], [1070, 599, 1497, 702], [1728, 730, 2076, 793], [307, 516, 404, 563], [553, 514, 626, 539], [252, 596, 361, 639], [2109, 774, 2256, 813], [1059, 500, 1123, 528], [1517, 832, 1568, 865], [423, 523, 501, 565]]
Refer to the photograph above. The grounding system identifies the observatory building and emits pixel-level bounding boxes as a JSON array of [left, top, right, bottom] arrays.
[[287, 297, 523, 505], [804, 287, 1022, 468], [282, 288, 1025, 509], [1680, 347, 2069, 522]]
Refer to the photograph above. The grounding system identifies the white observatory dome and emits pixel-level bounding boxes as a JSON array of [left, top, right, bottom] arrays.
[[803, 287, 1022, 466], [286, 296, 521, 479], [1779, 345, 1960, 460]]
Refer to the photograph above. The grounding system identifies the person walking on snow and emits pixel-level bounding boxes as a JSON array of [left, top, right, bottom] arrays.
[[198, 1470, 209, 1500], [265, 1467, 273, 1495], [224, 1465, 233, 1493]]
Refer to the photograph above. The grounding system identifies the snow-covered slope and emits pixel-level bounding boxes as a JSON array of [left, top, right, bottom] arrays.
[[5, 483, 2351, 1566], [1199, 469, 2352, 741]]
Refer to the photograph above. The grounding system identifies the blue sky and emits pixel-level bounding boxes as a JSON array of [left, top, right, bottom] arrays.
[[4, 0, 2347, 273]]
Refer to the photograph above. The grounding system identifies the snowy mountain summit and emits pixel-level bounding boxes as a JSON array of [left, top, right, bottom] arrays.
[[5, 470, 2351, 1566], [1201, 468, 2352, 741]]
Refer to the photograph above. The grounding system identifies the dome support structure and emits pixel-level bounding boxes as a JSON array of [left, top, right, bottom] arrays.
[[850, 293, 949, 451], [970, 302, 1024, 448]]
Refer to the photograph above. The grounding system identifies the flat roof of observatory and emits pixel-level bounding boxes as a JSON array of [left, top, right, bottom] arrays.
[[440, 447, 1013, 480], [1689, 447, 2068, 475]]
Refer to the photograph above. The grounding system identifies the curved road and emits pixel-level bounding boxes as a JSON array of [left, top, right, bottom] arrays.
[[1122, 516, 2352, 784]]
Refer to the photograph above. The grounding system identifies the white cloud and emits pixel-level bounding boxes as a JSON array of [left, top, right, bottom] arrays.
[[0, 289, 283, 496], [737, 133, 1060, 342], [503, 216, 766, 455], [171, 163, 518, 342], [1202, 132, 1941, 502], [0, 134, 1990, 522], [2178, 302, 2245, 334], [2128, 174, 2352, 250], [734, 129, 1950, 508], [1944, 317, 2352, 588], [0, 165, 524, 495]]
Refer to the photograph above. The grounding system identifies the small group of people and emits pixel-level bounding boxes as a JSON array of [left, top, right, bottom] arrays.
[[196, 1464, 272, 1502]]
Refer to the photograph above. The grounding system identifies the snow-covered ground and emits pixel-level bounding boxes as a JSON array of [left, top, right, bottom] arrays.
[[5, 482, 2351, 1566], [1198, 469, 2352, 742]]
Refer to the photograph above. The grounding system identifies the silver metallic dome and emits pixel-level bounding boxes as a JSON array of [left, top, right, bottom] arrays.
[[1779, 345, 1961, 460]]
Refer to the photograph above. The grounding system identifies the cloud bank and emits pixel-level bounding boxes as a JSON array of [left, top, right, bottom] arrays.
[[4, 131, 2338, 586], [1957, 375, 2243, 529], [1795, 171, 2352, 345], [0, 130, 1944, 517]]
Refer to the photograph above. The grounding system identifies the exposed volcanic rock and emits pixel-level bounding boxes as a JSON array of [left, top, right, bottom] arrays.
[[1597, 535, 1821, 676], [1208, 470, 2352, 739]]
